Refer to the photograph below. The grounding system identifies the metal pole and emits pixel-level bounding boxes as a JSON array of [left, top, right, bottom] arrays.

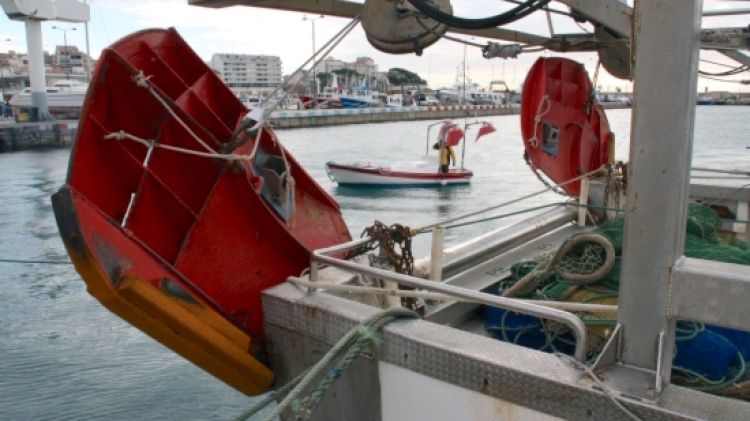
[[84, 22, 91, 81], [618, 0, 702, 389], [311, 242, 589, 362], [25, 20, 51, 120], [304, 15, 323, 108], [461, 43, 466, 105], [312, 19, 317, 105], [63, 30, 69, 80], [460, 121, 467, 170]]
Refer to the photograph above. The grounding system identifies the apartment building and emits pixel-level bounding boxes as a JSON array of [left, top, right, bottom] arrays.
[[210, 53, 282, 90]]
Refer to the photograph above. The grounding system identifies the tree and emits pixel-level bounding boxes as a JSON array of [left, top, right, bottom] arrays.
[[332, 68, 361, 79], [387, 68, 427, 86], [316, 72, 330, 88]]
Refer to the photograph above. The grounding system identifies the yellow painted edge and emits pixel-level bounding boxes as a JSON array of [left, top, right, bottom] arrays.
[[70, 249, 273, 395]]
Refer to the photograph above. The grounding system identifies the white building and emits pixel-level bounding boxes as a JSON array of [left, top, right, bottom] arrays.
[[352, 57, 377, 76], [210, 53, 282, 91], [54, 45, 90, 76], [321, 56, 346, 74]]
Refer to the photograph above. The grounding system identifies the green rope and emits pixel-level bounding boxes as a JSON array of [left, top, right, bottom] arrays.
[[235, 369, 310, 421], [239, 307, 418, 421], [491, 203, 750, 392], [673, 351, 748, 392]]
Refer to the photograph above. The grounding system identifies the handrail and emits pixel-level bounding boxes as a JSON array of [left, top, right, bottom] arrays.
[[309, 238, 589, 362]]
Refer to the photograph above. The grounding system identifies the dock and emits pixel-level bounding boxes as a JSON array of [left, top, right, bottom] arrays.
[[268, 103, 631, 129], [269, 104, 522, 129], [0, 103, 631, 152]]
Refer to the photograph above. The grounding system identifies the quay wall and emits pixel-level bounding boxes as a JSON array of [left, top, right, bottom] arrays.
[[0, 103, 631, 152], [269, 103, 630, 129], [0, 121, 76, 153], [269, 104, 520, 129]]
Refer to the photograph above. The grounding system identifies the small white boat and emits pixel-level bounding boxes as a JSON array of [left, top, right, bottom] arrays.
[[326, 120, 495, 186], [326, 158, 473, 186]]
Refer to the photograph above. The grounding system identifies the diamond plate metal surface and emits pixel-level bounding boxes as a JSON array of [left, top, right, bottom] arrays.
[[263, 283, 750, 420]]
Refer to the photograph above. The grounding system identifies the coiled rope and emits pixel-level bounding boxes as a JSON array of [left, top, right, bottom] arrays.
[[236, 307, 419, 421], [502, 233, 616, 298]]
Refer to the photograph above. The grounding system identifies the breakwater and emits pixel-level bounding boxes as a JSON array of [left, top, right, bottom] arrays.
[[269, 104, 521, 128], [268, 103, 631, 129], [0, 121, 76, 153]]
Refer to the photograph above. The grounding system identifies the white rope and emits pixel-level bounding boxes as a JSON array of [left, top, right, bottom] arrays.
[[132, 72, 217, 154], [415, 165, 607, 233], [243, 16, 362, 136], [104, 131, 249, 161], [288, 277, 618, 313], [528, 95, 552, 149], [555, 353, 644, 421]]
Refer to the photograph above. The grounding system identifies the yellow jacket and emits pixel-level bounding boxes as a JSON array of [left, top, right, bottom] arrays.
[[439, 146, 456, 166]]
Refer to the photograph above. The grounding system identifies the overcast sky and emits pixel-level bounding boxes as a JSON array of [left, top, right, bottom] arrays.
[[1, 0, 748, 92]]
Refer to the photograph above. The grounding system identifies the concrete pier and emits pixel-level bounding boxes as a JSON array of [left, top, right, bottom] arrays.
[[268, 104, 521, 129], [0, 121, 77, 153], [268, 103, 632, 129], [0, 103, 630, 152]]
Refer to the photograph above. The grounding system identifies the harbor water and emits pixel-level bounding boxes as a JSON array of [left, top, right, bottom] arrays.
[[0, 107, 748, 420]]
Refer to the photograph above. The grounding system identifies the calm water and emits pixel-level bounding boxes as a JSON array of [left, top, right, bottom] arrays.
[[0, 107, 748, 420]]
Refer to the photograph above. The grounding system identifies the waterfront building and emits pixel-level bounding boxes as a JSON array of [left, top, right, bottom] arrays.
[[210, 53, 283, 92], [54, 45, 91, 76]]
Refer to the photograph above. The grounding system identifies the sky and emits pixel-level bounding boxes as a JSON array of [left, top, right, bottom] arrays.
[[1, 0, 748, 93]]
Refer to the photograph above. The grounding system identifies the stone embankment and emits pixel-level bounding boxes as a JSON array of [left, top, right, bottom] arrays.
[[0, 121, 76, 153]]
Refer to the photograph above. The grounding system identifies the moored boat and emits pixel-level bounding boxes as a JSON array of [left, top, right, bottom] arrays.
[[51, 2, 750, 420], [9, 79, 88, 120], [326, 119, 494, 186], [51, 27, 351, 396], [326, 160, 473, 186]]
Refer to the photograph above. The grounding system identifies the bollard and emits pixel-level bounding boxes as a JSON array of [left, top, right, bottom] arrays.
[[429, 225, 445, 281], [578, 177, 590, 227]]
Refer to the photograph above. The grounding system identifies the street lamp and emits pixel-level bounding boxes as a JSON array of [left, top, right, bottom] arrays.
[[51, 26, 77, 80], [1, 38, 10, 103], [303, 14, 324, 107]]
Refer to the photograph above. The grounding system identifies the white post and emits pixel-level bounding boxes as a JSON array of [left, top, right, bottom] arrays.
[[84, 21, 91, 81], [578, 177, 590, 227], [84, 0, 92, 81], [618, 0, 702, 390], [430, 226, 445, 281], [24, 20, 51, 120]]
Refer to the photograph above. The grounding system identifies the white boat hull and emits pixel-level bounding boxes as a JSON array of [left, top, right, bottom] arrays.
[[327, 162, 472, 186]]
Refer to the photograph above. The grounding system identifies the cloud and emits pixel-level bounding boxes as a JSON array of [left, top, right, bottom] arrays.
[[2, 0, 747, 92]]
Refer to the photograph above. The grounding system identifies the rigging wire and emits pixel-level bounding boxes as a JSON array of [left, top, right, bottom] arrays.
[[699, 74, 750, 84], [700, 58, 747, 69], [406, 0, 551, 29], [698, 64, 749, 77], [503, 0, 573, 17]]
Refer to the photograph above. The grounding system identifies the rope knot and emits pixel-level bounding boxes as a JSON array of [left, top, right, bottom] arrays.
[[104, 130, 128, 141], [132, 71, 154, 88], [528, 95, 551, 149], [354, 325, 382, 351]]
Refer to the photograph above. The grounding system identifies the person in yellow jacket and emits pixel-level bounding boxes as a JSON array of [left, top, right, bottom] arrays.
[[438, 141, 456, 174]]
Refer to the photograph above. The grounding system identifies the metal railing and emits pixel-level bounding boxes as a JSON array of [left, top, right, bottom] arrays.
[[309, 238, 589, 361]]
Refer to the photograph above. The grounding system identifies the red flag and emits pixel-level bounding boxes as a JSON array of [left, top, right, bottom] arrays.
[[445, 127, 465, 147], [438, 122, 452, 137], [475, 122, 496, 142]]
